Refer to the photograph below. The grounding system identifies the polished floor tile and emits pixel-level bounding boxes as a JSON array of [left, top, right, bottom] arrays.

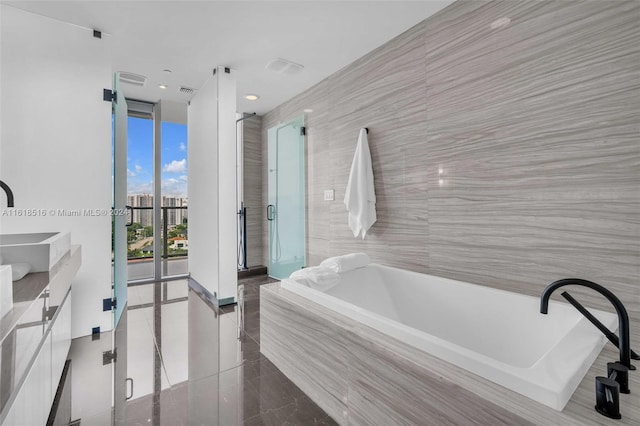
[[67, 333, 113, 425], [68, 276, 336, 425]]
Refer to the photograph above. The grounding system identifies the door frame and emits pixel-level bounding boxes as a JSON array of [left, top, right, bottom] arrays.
[[125, 100, 189, 285]]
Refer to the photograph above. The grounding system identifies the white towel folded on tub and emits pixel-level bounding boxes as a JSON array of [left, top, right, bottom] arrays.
[[320, 252, 370, 273], [289, 266, 340, 292]]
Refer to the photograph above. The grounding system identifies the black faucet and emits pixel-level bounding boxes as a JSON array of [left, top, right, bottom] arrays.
[[0, 180, 14, 207], [540, 278, 632, 370]]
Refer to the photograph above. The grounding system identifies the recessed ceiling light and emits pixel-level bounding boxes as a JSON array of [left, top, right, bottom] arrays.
[[303, 109, 313, 113], [245, 94, 259, 101], [158, 84, 168, 90]]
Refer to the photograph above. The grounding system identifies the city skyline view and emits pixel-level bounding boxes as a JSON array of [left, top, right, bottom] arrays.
[[127, 193, 188, 227], [127, 117, 188, 197]]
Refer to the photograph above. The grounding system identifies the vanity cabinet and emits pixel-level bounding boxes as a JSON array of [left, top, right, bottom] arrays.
[[0, 246, 79, 426], [51, 292, 71, 395], [3, 332, 53, 426]]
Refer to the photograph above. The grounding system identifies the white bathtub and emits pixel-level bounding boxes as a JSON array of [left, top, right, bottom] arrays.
[[281, 263, 618, 411]]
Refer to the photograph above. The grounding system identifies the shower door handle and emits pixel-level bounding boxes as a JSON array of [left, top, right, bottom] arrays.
[[125, 377, 134, 400], [267, 204, 275, 221]]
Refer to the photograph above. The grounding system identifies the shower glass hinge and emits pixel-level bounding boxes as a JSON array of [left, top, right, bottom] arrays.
[[103, 297, 117, 311], [103, 89, 116, 102], [300, 126, 306, 136], [42, 305, 58, 322], [103, 349, 117, 365]]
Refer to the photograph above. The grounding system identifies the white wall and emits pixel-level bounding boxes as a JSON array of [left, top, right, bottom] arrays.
[[187, 67, 237, 302], [0, 6, 113, 337], [188, 72, 220, 296], [217, 69, 237, 302], [161, 100, 188, 125]]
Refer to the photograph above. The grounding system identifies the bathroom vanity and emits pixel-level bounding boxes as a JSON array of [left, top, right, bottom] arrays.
[[0, 245, 80, 425]]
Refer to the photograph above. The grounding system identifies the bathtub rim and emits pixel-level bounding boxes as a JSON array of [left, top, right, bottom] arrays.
[[280, 264, 617, 411]]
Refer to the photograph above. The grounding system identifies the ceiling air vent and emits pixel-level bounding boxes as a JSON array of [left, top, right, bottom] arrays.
[[118, 72, 146, 87], [265, 58, 304, 75], [179, 86, 196, 95]]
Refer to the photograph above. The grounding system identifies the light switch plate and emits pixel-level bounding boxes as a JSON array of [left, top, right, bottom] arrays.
[[324, 190, 335, 201]]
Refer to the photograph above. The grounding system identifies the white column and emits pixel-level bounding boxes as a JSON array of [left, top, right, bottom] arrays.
[[188, 66, 237, 304]]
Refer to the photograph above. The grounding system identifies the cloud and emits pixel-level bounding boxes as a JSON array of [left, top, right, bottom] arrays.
[[179, 142, 186, 152], [127, 165, 146, 179], [163, 158, 187, 173], [162, 178, 187, 197], [179, 175, 188, 182], [127, 181, 153, 195]]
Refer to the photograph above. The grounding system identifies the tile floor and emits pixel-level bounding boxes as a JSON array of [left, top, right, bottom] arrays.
[[67, 275, 337, 425]]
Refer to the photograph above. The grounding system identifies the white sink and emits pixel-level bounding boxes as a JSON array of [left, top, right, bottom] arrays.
[[0, 232, 71, 272], [0, 264, 12, 319]]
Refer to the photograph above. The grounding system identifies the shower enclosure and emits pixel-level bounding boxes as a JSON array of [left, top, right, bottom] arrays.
[[236, 113, 256, 271], [267, 116, 306, 279]]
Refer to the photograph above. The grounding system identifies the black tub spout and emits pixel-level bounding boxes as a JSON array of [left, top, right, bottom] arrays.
[[540, 278, 632, 371]]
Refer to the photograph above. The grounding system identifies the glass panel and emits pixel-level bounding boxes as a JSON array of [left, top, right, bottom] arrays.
[[126, 116, 155, 281], [268, 116, 305, 279], [113, 309, 128, 426], [112, 72, 128, 425], [160, 121, 188, 278], [113, 74, 128, 325]]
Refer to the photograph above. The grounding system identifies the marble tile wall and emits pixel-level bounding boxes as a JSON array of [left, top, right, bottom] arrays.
[[261, 0, 639, 319], [260, 286, 350, 422], [326, 18, 430, 273], [242, 115, 263, 268], [345, 328, 534, 426], [423, 0, 640, 317]]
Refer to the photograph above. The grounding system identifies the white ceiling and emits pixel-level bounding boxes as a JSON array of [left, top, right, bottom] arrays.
[[3, 1, 453, 115]]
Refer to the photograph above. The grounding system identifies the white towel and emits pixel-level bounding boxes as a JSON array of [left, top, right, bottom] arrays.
[[344, 128, 376, 238], [320, 253, 370, 273], [289, 266, 340, 292]]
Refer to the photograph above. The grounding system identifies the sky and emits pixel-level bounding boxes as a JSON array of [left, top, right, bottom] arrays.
[[127, 117, 188, 197]]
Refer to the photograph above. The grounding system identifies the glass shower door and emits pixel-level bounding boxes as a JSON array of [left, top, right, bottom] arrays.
[[112, 74, 128, 326], [267, 116, 306, 279], [112, 73, 129, 425]]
